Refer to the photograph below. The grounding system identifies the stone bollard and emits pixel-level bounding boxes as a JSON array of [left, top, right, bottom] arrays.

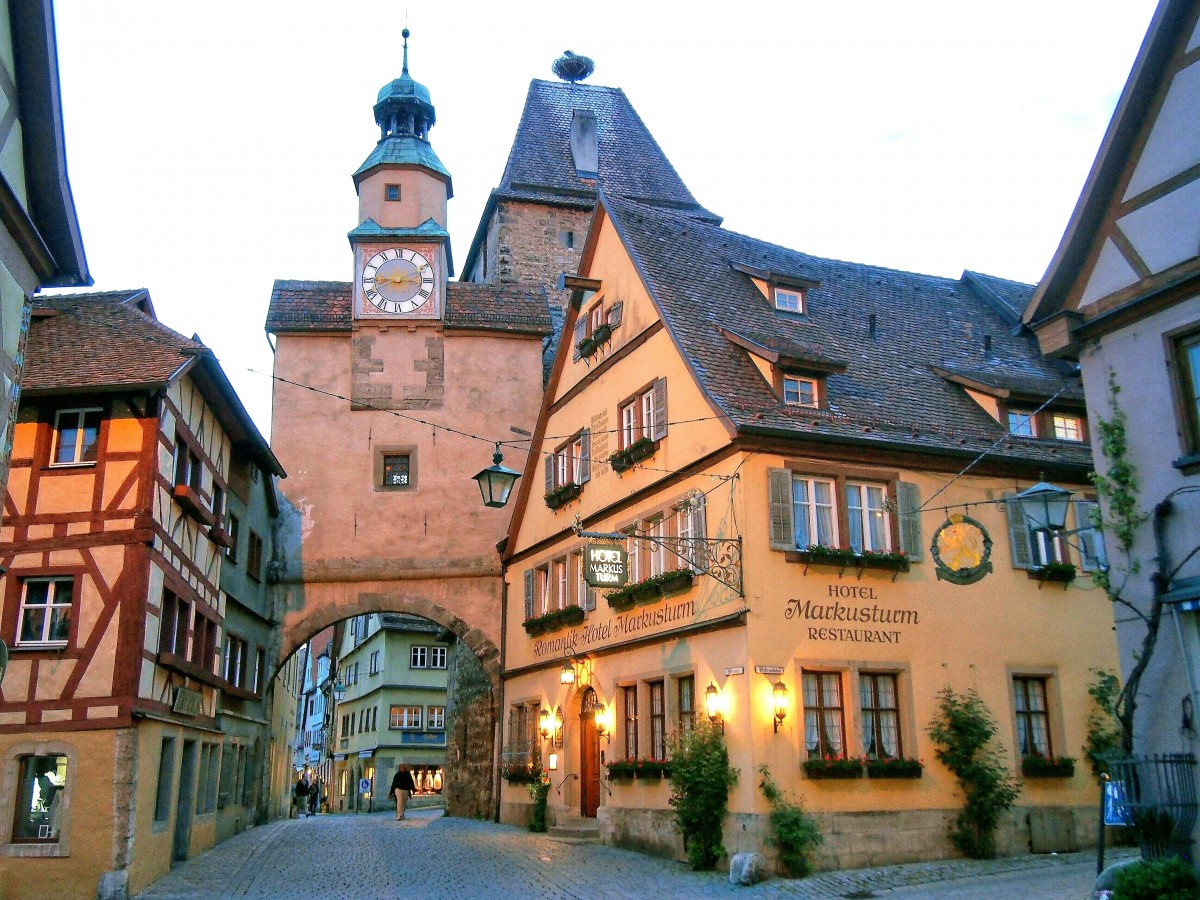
[[729, 852, 768, 886]]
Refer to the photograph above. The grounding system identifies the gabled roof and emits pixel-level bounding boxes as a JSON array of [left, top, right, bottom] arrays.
[[265, 279, 551, 337], [25, 289, 284, 477], [461, 79, 720, 278], [600, 194, 1089, 469], [1026, 0, 1198, 332]]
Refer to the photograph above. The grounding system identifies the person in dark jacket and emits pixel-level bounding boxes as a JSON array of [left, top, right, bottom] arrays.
[[389, 763, 416, 820], [292, 773, 310, 818]]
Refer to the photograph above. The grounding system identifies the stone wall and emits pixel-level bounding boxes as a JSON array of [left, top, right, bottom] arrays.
[[493, 201, 591, 310], [444, 639, 495, 819]]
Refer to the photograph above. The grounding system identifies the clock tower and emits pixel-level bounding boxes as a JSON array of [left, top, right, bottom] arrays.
[[350, 29, 452, 321]]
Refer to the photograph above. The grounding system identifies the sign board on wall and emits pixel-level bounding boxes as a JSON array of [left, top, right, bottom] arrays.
[[172, 686, 203, 716], [584, 544, 629, 588]]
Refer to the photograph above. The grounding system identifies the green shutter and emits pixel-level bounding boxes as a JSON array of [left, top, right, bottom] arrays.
[[768, 468, 795, 551], [897, 481, 923, 561], [1003, 493, 1034, 569]]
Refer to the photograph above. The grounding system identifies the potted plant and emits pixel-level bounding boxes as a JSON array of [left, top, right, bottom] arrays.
[[865, 756, 924, 779], [502, 761, 538, 783], [1021, 753, 1076, 778], [606, 586, 638, 611], [1028, 562, 1076, 583], [625, 436, 656, 463], [577, 322, 613, 360], [544, 482, 583, 510], [634, 758, 671, 779], [556, 604, 585, 627], [802, 756, 864, 779], [606, 758, 636, 780]]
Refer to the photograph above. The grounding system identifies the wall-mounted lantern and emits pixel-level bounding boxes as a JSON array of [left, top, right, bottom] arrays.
[[560, 660, 576, 685], [594, 702, 613, 741], [332, 679, 346, 702], [705, 681, 723, 733], [539, 707, 552, 741], [773, 681, 789, 733], [554, 706, 564, 748]]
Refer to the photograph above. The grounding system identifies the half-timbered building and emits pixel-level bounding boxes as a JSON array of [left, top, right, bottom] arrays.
[[0, 290, 283, 899]]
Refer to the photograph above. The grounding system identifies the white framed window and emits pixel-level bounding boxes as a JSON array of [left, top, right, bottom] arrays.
[[16, 578, 74, 647], [791, 475, 837, 548], [554, 558, 568, 610], [618, 380, 667, 450], [675, 495, 708, 572], [803, 670, 846, 759], [1051, 414, 1084, 442], [538, 565, 551, 615], [783, 375, 818, 408], [51, 408, 102, 466], [369, 650, 380, 675], [845, 482, 891, 553], [428, 706, 446, 730], [1007, 410, 1037, 437], [390, 706, 422, 729], [12, 754, 69, 843], [646, 516, 667, 577], [410, 645, 428, 669], [860, 672, 901, 759], [430, 645, 447, 669], [773, 287, 805, 314]]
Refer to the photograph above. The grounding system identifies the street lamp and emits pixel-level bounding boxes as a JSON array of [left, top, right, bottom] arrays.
[[773, 681, 789, 733], [705, 681, 723, 733], [473, 443, 521, 509], [1014, 482, 1075, 533], [539, 707, 551, 740], [332, 679, 346, 702]]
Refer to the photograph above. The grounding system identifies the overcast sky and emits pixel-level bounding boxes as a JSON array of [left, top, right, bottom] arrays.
[[51, 1, 1158, 438]]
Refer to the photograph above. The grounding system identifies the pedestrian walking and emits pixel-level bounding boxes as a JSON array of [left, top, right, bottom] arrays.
[[308, 776, 320, 816], [292, 772, 310, 818], [390, 763, 415, 820]]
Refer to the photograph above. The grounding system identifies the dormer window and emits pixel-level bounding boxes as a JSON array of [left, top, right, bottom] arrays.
[[1051, 413, 1084, 442], [1008, 410, 1037, 437], [783, 375, 819, 408], [774, 287, 805, 314]]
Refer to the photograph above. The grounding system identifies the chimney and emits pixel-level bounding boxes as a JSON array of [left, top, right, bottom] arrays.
[[571, 110, 598, 178]]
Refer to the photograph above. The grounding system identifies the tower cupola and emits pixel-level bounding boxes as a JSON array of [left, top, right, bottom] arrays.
[[373, 28, 436, 141]]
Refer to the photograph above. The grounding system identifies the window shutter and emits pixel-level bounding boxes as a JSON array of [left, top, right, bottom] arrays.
[[523, 569, 535, 621], [544, 455, 555, 495], [1072, 499, 1108, 572], [579, 430, 591, 483], [572, 320, 586, 361], [896, 481, 923, 561], [691, 497, 708, 572], [1003, 494, 1034, 569], [584, 582, 596, 611], [651, 378, 668, 441], [608, 301, 624, 328], [768, 468, 795, 550]]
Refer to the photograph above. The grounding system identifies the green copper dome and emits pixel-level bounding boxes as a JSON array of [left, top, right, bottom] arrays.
[[372, 28, 436, 141]]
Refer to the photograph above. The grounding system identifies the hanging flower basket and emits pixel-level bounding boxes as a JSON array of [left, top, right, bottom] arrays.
[[865, 757, 924, 779], [1022, 754, 1076, 778], [803, 756, 864, 779], [544, 482, 583, 510], [1028, 563, 1076, 584]]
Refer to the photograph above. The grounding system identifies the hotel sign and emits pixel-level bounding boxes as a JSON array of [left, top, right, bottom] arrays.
[[584, 544, 629, 588]]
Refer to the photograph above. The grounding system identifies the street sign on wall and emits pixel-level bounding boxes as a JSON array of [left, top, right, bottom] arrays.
[[584, 544, 629, 588]]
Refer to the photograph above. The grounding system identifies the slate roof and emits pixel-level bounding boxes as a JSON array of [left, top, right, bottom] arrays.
[[25, 289, 202, 393], [265, 280, 551, 337], [378, 612, 448, 636], [461, 80, 720, 278], [25, 289, 284, 475], [603, 195, 1090, 470]]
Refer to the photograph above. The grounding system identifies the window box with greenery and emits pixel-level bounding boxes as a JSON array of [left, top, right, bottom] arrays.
[[502, 761, 539, 784], [576, 322, 612, 360], [606, 568, 694, 609], [865, 757, 924, 779], [522, 604, 586, 636], [794, 545, 858, 568], [802, 756, 864, 779], [544, 481, 583, 510], [606, 758, 636, 779], [858, 549, 911, 573], [609, 436, 657, 473], [1021, 753, 1075, 778], [633, 758, 671, 779], [1027, 562, 1076, 584]]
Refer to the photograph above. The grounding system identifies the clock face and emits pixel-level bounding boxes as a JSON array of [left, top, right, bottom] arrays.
[[361, 248, 435, 314]]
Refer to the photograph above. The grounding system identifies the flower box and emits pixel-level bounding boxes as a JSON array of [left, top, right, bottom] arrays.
[[502, 764, 539, 784], [865, 757, 924, 779], [803, 757, 864, 779], [1028, 564, 1076, 584], [795, 546, 858, 568], [606, 569, 694, 608], [858, 551, 911, 573], [577, 323, 612, 360], [522, 604, 585, 636], [608, 437, 657, 474], [544, 482, 583, 510], [1022, 754, 1076, 778], [606, 758, 671, 780], [606, 759, 636, 779]]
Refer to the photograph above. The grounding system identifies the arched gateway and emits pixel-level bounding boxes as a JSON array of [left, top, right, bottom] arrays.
[[264, 34, 550, 819]]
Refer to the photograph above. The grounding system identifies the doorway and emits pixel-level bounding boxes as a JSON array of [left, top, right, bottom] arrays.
[[172, 739, 197, 863], [579, 688, 600, 818]]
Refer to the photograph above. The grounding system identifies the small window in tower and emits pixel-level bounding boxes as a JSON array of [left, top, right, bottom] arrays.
[[558, 230, 574, 249], [385, 184, 401, 202], [374, 446, 417, 491]]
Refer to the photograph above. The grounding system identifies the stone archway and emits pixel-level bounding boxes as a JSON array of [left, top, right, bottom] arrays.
[[275, 585, 501, 819]]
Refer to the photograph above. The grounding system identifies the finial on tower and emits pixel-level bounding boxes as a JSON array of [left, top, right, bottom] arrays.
[[402, 27, 411, 76], [552, 51, 594, 84]]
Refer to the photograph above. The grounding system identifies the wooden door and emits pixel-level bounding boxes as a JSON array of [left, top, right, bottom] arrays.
[[580, 688, 600, 817]]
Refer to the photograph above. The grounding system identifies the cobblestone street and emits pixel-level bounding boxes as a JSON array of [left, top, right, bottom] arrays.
[[137, 809, 1133, 899]]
